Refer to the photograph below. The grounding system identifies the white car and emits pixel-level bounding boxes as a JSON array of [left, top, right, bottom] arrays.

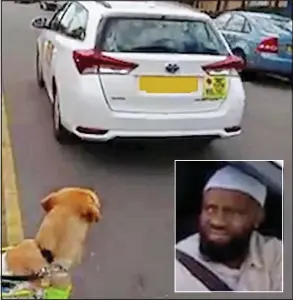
[[31, 1, 245, 144]]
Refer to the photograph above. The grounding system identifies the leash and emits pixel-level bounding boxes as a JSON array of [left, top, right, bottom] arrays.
[[1, 267, 48, 282], [1, 248, 56, 283], [1, 262, 68, 283], [2, 265, 68, 285], [1, 274, 40, 281]]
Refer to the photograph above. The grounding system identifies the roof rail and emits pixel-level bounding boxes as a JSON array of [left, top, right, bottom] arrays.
[[95, 1, 112, 9]]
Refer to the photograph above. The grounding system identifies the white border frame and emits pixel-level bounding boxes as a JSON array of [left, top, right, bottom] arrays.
[[173, 160, 284, 294]]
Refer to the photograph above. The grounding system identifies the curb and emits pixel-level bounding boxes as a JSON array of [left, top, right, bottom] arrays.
[[2, 96, 24, 246]]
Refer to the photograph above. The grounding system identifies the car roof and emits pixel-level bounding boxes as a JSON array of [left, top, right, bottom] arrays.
[[78, 1, 209, 20], [229, 10, 287, 20]]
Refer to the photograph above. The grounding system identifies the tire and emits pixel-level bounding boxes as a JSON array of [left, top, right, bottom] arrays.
[[52, 90, 73, 144], [232, 48, 246, 62], [232, 48, 257, 82], [232, 48, 246, 74], [36, 49, 45, 88]]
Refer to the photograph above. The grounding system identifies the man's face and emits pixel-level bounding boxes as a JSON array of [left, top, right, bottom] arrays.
[[198, 188, 261, 264]]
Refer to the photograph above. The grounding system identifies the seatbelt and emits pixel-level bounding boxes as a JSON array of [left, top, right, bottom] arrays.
[[176, 249, 233, 292]]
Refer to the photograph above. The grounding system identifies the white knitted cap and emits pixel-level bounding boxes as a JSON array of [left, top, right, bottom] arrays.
[[204, 165, 267, 206]]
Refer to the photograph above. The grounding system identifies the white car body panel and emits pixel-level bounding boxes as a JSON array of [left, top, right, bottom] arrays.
[[35, 0, 246, 142]]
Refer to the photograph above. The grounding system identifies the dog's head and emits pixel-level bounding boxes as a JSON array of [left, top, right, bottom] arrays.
[[40, 187, 101, 223]]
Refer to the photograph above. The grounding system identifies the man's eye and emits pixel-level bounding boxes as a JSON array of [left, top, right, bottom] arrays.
[[205, 206, 216, 214], [225, 209, 247, 218]]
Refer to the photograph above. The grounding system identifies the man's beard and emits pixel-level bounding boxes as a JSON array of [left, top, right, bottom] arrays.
[[199, 227, 253, 264]]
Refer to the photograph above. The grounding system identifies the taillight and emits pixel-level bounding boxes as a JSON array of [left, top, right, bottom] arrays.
[[72, 50, 138, 75], [202, 55, 244, 74], [256, 37, 278, 54]]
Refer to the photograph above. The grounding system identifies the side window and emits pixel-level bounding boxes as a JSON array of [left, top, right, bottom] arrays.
[[58, 3, 88, 40], [225, 14, 245, 32], [66, 4, 88, 40], [214, 13, 232, 29], [48, 2, 69, 31], [58, 3, 77, 34]]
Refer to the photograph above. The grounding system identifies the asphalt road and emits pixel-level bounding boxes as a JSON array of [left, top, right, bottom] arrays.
[[2, 2, 292, 299]]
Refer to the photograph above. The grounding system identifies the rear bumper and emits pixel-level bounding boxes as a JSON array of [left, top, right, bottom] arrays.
[[73, 127, 242, 142], [58, 77, 245, 142], [249, 53, 292, 76], [63, 104, 244, 142]]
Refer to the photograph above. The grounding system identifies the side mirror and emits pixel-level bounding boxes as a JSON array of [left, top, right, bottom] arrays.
[[31, 17, 48, 29], [48, 4, 58, 11], [50, 3, 58, 11], [40, 2, 58, 11]]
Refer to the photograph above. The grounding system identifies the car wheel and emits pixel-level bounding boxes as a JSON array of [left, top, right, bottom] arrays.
[[52, 91, 73, 144], [232, 48, 257, 82], [232, 48, 246, 63], [232, 48, 246, 74], [36, 49, 45, 88]]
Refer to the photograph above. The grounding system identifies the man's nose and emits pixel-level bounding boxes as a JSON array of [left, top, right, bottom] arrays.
[[210, 210, 227, 228]]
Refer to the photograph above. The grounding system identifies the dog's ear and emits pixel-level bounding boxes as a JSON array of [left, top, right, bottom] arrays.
[[41, 192, 57, 212], [80, 190, 101, 223], [81, 204, 101, 223], [87, 190, 101, 209]]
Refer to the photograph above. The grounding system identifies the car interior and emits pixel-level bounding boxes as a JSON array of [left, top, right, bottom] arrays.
[[176, 161, 283, 243]]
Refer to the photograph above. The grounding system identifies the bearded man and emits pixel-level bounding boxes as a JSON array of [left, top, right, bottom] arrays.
[[175, 165, 282, 292]]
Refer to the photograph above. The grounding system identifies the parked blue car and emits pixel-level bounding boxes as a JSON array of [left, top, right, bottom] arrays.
[[214, 11, 292, 79]]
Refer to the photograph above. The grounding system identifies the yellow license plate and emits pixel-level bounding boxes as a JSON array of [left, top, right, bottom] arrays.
[[287, 45, 292, 53], [203, 75, 228, 100], [139, 76, 198, 94]]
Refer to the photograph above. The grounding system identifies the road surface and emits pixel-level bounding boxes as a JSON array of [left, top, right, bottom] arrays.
[[2, 2, 292, 298]]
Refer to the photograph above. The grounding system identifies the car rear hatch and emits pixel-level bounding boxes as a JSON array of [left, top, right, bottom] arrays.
[[74, 13, 243, 114], [256, 16, 292, 59], [98, 53, 240, 114], [271, 18, 292, 59], [277, 33, 292, 59]]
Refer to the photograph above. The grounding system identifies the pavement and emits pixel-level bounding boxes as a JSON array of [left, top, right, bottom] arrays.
[[1, 2, 292, 299], [1, 192, 6, 248], [2, 97, 24, 248]]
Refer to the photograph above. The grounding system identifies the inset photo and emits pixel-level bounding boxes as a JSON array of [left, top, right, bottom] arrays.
[[174, 160, 283, 293]]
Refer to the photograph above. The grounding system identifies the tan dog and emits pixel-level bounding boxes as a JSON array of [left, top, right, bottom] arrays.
[[2, 239, 50, 293], [35, 187, 101, 288]]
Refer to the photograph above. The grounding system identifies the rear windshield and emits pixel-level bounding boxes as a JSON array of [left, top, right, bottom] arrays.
[[253, 16, 291, 34], [273, 19, 292, 32], [100, 17, 229, 55]]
